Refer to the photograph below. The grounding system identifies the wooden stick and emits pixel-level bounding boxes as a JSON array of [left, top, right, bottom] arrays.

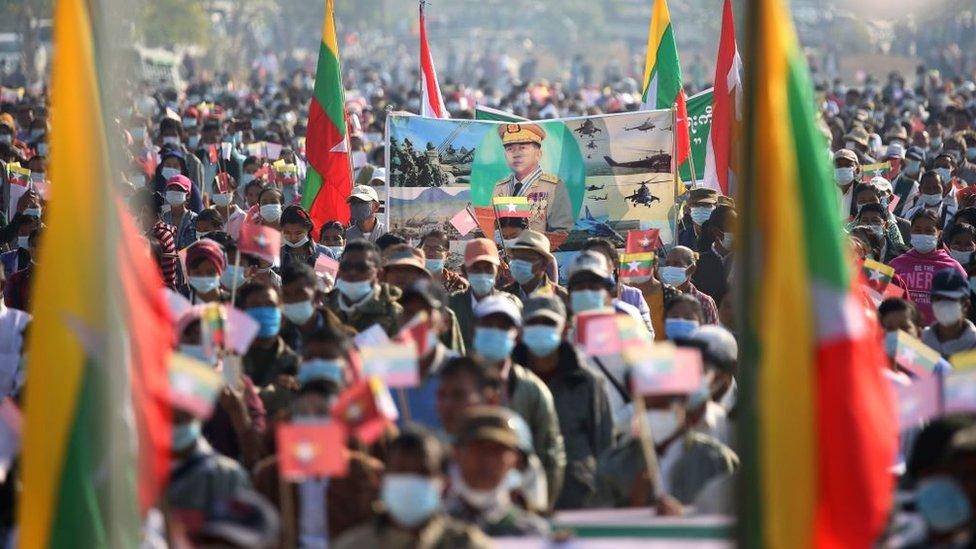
[[279, 473, 295, 548], [630, 390, 664, 504]]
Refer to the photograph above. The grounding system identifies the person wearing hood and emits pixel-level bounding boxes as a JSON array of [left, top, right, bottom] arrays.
[[890, 208, 967, 324], [157, 116, 205, 194], [921, 268, 976, 357], [161, 174, 199, 250], [153, 147, 204, 213]]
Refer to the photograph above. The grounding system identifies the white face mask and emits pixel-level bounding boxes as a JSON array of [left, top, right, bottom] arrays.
[[260, 203, 282, 222], [17, 236, 29, 250], [212, 193, 232, 207], [834, 167, 856, 186], [160, 167, 181, 180], [644, 408, 682, 444], [450, 466, 509, 511], [932, 300, 963, 326], [162, 135, 181, 146], [165, 190, 187, 206], [660, 265, 689, 286], [285, 235, 309, 248]]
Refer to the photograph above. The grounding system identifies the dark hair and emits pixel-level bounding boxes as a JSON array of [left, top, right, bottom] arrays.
[[906, 414, 976, 482], [257, 187, 282, 204], [196, 208, 225, 228], [951, 207, 976, 229], [375, 232, 407, 252], [281, 261, 317, 288], [202, 231, 234, 251], [439, 356, 501, 393], [280, 205, 312, 229], [945, 222, 976, 245], [852, 182, 880, 201], [665, 293, 703, 316], [878, 297, 921, 327], [234, 280, 278, 309], [856, 202, 887, 220], [920, 169, 943, 187], [910, 207, 940, 226], [419, 229, 448, 248], [319, 220, 344, 242], [581, 237, 619, 265], [304, 324, 352, 356], [242, 156, 260, 171], [341, 239, 380, 262], [388, 427, 446, 476], [158, 117, 181, 134]]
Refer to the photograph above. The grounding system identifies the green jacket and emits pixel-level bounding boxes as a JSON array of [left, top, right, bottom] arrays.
[[324, 283, 403, 336], [167, 439, 251, 513], [448, 289, 522, 350], [594, 431, 738, 506], [506, 362, 566, 508]]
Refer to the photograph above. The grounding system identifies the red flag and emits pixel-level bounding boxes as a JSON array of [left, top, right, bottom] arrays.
[[626, 228, 662, 254], [702, 0, 742, 195], [675, 90, 691, 166], [396, 310, 433, 357], [117, 200, 173, 512], [277, 421, 349, 481], [331, 377, 399, 444], [238, 222, 281, 265], [419, 2, 447, 119]]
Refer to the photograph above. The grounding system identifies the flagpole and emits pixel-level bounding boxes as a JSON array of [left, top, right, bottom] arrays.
[[630, 387, 664, 503], [230, 248, 242, 306]]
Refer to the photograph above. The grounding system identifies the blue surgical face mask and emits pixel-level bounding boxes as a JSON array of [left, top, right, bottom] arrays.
[[283, 300, 315, 325], [381, 474, 442, 528], [571, 289, 607, 313], [189, 275, 220, 295], [473, 326, 515, 362], [161, 166, 181, 181], [179, 344, 209, 363], [936, 167, 952, 182], [297, 358, 344, 386], [468, 273, 496, 297], [522, 325, 562, 357], [916, 476, 972, 534], [690, 206, 714, 226], [967, 147, 976, 161], [23, 208, 41, 218], [187, 135, 200, 148], [910, 233, 938, 254], [247, 306, 281, 338], [665, 318, 700, 340], [335, 278, 373, 302], [349, 202, 373, 223], [660, 265, 689, 286], [325, 245, 344, 257], [834, 167, 855, 186], [905, 159, 921, 175], [920, 193, 943, 207], [221, 265, 246, 289], [425, 258, 445, 273], [949, 249, 973, 265], [509, 259, 537, 285], [172, 420, 201, 452]]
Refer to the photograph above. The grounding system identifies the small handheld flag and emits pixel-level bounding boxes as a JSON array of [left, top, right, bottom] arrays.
[[238, 223, 282, 265], [168, 353, 224, 419], [277, 420, 349, 481], [493, 196, 531, 218], [360, 343, 420, 389], [630, 342, 704, 396], [331, 376, 399, 444], [886, 330, 942, 378], [620, 252, 655, 281], [626, 228, 662, 254], [862, 258, 895, 293]]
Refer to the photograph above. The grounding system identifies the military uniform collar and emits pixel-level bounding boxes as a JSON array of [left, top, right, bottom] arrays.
[[511, 166, 543, 196]]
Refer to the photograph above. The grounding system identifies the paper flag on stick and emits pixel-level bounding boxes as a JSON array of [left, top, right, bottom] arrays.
[[450, 208, 479, 237], [626, 229, 662, 254], [360, 343, 419, 389], [169, 353, 224, 419], [631, 342, 704, 396], [277, 420, 349, 481]]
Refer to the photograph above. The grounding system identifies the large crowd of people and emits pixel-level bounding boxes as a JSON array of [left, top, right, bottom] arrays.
[[0, 40, 975, 546]]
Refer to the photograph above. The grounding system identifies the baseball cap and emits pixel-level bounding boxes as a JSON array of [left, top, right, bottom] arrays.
[[906, 146, 926, 162], [885, 143, 906, 159], [347, 185, 379, 203], [870, 176, 893, 195], [369, 167, 387, 185], [382, 244, 429, 276], [464, 238, 500, 268], [523, 294, 567, 329], [688, 188, 718, 205], [166, 174, 192, 193], [690, 325, 738, 371], [567, 250, 613, 286], [474, 295, 522, 327], [833, 149, 858, 163], [455, 405, 521, 450], [931, 268, 969, 299]]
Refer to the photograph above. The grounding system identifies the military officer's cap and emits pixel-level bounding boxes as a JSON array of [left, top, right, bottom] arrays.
[[498, 123, 546, 146]]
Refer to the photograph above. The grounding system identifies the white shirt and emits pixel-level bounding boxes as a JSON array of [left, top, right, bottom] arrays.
[[0, 304, 31, 399]]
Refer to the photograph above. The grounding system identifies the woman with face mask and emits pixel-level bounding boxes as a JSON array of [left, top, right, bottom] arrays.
[[318, 220, 346, 258], [920, 268, 976, 357], [152, 149, 204, 213], [185, 238, 228, 304], [280, 205, 338, 269], [161, 174, 199, 250], [255, 187, 284, 230], [211, 172, 246, 240], [890, 209, 969, 324]]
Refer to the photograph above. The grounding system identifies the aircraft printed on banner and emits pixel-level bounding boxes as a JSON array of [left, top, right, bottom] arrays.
[[591, 195, 608, 201], [624, 181, 662, 208], [604, 149, 672, 173], [623, 118, 658, 132], [574, 119, 603, 137], [585, 184, 606, 191], [573, 206, 624, 242]]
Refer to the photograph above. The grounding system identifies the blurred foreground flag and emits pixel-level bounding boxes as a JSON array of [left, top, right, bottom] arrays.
[[737, 0, 897, 546]]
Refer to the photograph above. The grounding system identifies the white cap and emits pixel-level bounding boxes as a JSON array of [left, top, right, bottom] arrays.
[[870, 176, 893, 194], [369, 167, 387, 184], [474, 295, 522, 327], [885, 142, 905, 159], [347, 185, 379, 203], [690, 325, 738, 365]]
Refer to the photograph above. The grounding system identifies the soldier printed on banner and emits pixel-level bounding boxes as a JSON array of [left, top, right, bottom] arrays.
[[492, 123, 574, 234]]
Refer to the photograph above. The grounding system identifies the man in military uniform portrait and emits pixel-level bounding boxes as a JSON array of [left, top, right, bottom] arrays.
[[493, 124, 574, 238]]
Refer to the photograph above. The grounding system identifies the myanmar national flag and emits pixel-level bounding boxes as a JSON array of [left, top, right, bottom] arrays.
[[18, 0, 173, 546], [620, 252, 655, 279], [493, 196, 531, 218], [737, 0, 897, 547], [302, 0, 353, 231], [641, 0, 690, 165], [861, 258, 894, 293]]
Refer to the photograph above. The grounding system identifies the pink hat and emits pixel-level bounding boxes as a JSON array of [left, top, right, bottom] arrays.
[[166, 174, 192, 194]]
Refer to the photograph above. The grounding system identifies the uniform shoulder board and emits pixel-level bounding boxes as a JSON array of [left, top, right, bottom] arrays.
[[539, 172, 560, 183]]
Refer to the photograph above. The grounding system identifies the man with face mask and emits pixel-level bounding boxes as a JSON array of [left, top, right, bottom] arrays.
[[344, 185, 387, 243], [395, 280, 460, 430], [279, 262, 351, 356], [677, 188, 719, 249], [450, 239, 522, 350], [834, 148, 862, 219], [157, 117, 205, 193], [595, 388, 738, 507], [471, 295, 565, 508], [662, 246, 718, 325], [921, 269, 976, 357], [236, 281, 300, 396], [445, 406, 550, 536], [162, 174, 199, 249], [954, 132, 976, 185], [166, 410, 252, 525], [500, 229, 567, 302], [891, 146, 925, 218], [512, 295, 612, 509], [324, 240, 402, 335], [334, 429, 491, 549]]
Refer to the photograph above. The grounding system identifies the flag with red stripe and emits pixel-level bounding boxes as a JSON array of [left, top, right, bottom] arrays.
[[419, 2, 447, 119]]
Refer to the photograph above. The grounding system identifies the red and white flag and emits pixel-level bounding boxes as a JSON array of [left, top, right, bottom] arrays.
[[419, 2, 447, 119], [702, 0, 742, 196]]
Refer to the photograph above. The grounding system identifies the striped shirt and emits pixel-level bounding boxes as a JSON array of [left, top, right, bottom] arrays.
[[151, 221, 178, 288]]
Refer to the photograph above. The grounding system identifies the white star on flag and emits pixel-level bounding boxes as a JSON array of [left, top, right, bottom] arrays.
[[897, 348, 916, 366], [507, 203, 518, 213], [628, 261, 642, 272], [640, 237, 651, 248], [255, 234, 267, 248], [868, 269, 883, 283], [295, 441, 316, 463]]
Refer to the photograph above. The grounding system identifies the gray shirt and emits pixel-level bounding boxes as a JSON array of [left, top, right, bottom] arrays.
[[345, 219, 387, 243], [921, 320, 976, 357]]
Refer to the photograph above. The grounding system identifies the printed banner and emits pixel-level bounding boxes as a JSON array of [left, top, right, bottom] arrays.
[[678, 88, 713, 183], [386, 111, 677, 253]]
